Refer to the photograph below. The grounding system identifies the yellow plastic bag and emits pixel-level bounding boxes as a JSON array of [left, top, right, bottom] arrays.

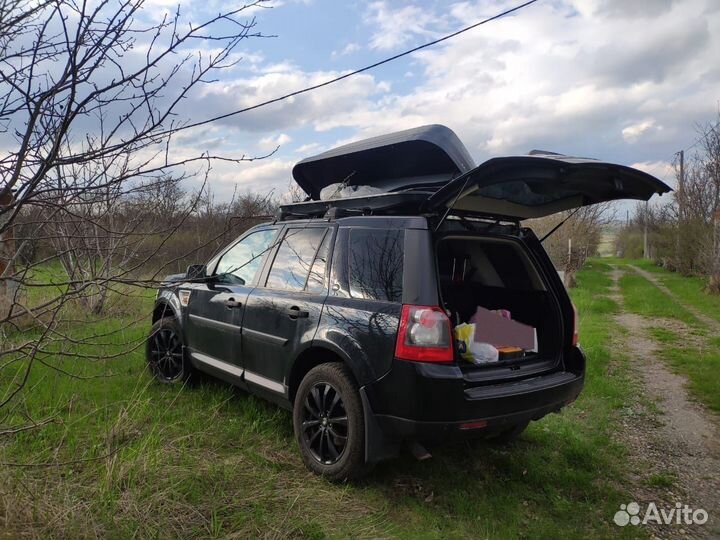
[[454, 323, 476, 362]]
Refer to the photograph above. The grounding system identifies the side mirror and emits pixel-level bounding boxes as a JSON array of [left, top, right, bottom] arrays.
[[186, 264, 207, 280]]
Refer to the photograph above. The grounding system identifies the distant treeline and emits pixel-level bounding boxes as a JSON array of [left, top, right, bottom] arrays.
[[616, 114, 720, 293]]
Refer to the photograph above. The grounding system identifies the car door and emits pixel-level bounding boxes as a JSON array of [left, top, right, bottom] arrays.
[[184, 227, 279, 380], [240, 225, 332, 397]]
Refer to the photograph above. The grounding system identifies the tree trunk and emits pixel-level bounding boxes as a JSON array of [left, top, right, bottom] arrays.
[[0, 191, 16, 308]]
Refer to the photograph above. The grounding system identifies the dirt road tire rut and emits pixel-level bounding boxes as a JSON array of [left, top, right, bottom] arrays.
[[609, 266, 719, 539]]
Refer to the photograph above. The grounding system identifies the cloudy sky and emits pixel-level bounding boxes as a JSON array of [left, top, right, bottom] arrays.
[[153, 0, 720, 204]]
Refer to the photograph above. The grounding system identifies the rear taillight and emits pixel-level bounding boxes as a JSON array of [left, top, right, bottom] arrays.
[[395, 305, 454, 363], [572, 303, 579, 347]]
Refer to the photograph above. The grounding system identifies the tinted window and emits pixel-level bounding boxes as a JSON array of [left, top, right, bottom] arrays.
[[348, 229, 404, 302], [482, 243, 533, 289], [436, 239, 541, 291], [266, 228, 327, 291], [306, 231, 331, 293], [216, 229, 277, 285]]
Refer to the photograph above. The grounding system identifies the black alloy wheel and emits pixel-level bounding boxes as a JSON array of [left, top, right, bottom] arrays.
[[147, 318, 186, 383], [301, 382, 348, 465], [293, 363, 367, 480]]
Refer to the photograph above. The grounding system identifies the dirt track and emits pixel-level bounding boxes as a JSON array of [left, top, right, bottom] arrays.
[[609, 267, 720, 539]]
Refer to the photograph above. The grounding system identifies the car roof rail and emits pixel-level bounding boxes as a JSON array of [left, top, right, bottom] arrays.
[[277, 190, 432, 221]]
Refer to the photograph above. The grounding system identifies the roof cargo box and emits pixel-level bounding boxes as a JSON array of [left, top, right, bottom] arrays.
[[292, 124, 475, 200]]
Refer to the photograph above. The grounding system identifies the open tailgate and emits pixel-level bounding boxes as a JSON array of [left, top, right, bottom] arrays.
[[425, 152, 672, 220]]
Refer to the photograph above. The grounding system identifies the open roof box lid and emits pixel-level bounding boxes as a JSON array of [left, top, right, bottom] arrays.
[[291, 125, 672, 220]]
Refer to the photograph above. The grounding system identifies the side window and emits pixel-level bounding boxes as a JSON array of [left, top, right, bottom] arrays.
[[265, 228, 327, 291], [215, 229, 277, 285], [348, 228, 404, 302], [305, 231, 332, 293]]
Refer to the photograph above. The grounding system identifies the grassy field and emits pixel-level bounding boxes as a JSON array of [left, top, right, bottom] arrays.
[[0, 262, 657, 539], [618, 271, 699, 325], [615, 259, 720, 413], [624, 258, 720, 325]]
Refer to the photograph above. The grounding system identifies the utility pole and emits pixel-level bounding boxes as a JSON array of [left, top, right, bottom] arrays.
[[679, 150, 685, 211], [643, 200, 649, 259], [675, 150, 685, 269]]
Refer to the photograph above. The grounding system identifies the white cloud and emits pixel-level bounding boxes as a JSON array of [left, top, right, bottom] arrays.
[[364, 1, 442, 50], [622, 120, 660, 143], [188, 156, 297, 200], [189, 64, 390, 133], [294, 142, 324, 154], [258, 132, 292, 150], [630, 160, 676, 186], [231, 158, 294, 186], [331, 42, 361, 57]]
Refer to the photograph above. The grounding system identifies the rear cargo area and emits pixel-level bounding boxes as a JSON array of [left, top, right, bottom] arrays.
[[436, 234, 562, 366]]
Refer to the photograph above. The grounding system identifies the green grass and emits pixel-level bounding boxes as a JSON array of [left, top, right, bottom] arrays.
[[625, 259, 720, 324], [0, 263, 650, 539], [648, 327, 680, 345], [648, 327, 720, 413], [661, 344, 720, 413], [616, 261, 720, 413], [618, 271, 698, 325], [646, 472, 677, 490]]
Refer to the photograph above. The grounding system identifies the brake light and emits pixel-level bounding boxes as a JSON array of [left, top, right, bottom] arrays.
[[572, 303, 579, 347], [395, 305, 454, 363]]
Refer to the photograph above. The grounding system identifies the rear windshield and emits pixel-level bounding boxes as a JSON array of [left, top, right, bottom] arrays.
[[348, 228, 404, 302]]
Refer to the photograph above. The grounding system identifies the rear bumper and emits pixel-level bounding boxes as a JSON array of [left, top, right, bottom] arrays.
[[361, 346, 585, 462]]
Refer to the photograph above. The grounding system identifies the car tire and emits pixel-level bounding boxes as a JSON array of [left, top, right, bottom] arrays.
[[293, 363, 368, 481], [491, 421, 529, 443], [146, 317, 193, 384]]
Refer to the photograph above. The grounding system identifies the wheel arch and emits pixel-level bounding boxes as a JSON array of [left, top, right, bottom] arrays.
[[152, 296, 182, 324], [288, 344, 359, 404], [288, 344, 397, 468]]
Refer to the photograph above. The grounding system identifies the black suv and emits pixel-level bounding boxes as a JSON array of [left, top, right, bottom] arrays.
[[147, 125, 670, 480]]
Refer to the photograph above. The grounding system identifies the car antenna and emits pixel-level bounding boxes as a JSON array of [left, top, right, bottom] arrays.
[[539, 207, 581, 243], [433, 174, 470, 233]]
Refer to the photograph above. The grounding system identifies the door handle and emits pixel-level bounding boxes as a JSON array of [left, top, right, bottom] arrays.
[[224, 298, 242, 309], [287, 306, 309, 319]]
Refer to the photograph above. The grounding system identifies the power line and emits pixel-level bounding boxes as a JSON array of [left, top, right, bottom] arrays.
[[163, 0, 540, 136], [682, 119, 720, 153]]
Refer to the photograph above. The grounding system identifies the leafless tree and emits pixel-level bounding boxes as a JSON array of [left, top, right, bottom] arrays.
[[527, 203, 615, 285], [697, 119, 720, 292], [615, 112, 720, 292], [282, 180, 308, 204], [0, 0, 273, 412]]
